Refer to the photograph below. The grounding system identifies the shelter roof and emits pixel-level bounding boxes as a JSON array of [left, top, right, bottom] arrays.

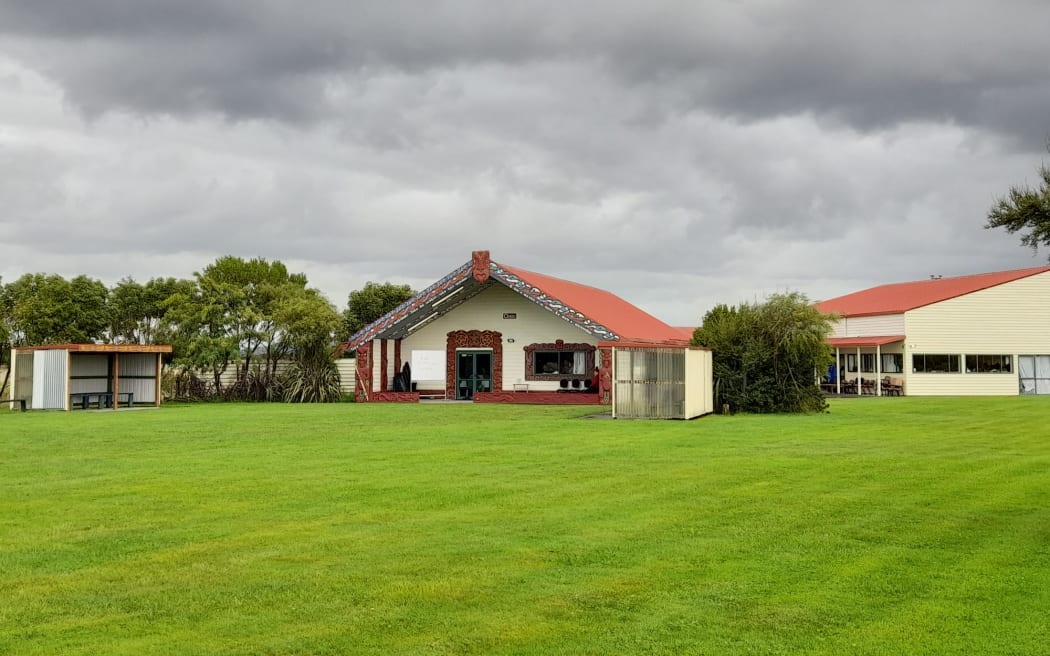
[[12, 344, 173, 353], [816, 265, 1050, 318], [340, 251, 686, 352], [827, 335, 905, 348]]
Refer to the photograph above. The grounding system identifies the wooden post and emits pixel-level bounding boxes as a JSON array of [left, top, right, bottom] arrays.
[[7, 347, 16, 411], [64, 351, 72, 411], [855, 347, 861, 396], [155, 352, 163, 407], [876, 345, 882, 396], [835, 348, 841, 395], [114, 353, 121, 409]]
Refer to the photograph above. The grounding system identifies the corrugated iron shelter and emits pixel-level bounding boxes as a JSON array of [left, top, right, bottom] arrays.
[[8, 344, 172, 410], [609, 341, 713, 419]]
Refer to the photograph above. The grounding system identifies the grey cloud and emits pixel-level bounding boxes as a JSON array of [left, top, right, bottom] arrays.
[[1, 1, 1048, 147], [2, 2, 1048, 324]]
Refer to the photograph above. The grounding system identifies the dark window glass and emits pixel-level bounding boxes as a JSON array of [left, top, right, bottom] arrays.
[[912, 354, 960, 373], [965, 354, 1013, 373]]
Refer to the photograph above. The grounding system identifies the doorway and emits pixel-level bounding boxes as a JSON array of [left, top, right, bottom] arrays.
[[456, 350, 492, 400]]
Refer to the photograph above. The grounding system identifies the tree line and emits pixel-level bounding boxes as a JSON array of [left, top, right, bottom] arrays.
[[0, 256, 414, 402], [5, 136, 1045, 413]]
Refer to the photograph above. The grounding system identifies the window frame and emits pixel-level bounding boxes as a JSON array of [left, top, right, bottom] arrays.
[[912, 353, 961, 373], [964, 354, 1013, 374], [523, 340, 595, 382], [881, 353, 903, 373]]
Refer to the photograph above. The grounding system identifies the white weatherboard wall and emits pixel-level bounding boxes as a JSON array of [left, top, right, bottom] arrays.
[[684, 348, 714, 419], [215, 360, 356, 394], [904, 271, 1050, 395], [401, 283, 597, 391], [336, 359, 356, 394], [829, 314, 905, 338], [32, 349, 68, 410]]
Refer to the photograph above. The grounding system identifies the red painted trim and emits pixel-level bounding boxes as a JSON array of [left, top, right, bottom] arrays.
[[598, 346, 613, 405], [371, 391, 420, 403], [474, 391, 601, 404], [355, 342, 373, 402], [597, 339, 693, 348], [827, 335, 904, 348], [472, 250, 490, 283], [446, 330, 502, 399], [523, 339, 595, 382]]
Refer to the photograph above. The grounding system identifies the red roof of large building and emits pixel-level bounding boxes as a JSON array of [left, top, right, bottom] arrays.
[[816, 265, 1050, 318], [499, 264, 687, 342]]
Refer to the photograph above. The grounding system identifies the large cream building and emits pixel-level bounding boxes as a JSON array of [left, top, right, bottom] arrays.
[[817, 265, 1050, 396]]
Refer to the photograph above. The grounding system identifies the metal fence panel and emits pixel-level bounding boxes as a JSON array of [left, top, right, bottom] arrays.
[[32, 350, 68, 410]]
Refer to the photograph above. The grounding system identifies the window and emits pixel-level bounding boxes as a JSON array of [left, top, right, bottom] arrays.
[[524, 341, 595, 381], [1019, 355, 1050, 394], [533, 350, 585, 375], [844, 353, 892, 372], [912, 354, 960, 373], [881, 353, 903, 373], [965, 354, 1013, 373]]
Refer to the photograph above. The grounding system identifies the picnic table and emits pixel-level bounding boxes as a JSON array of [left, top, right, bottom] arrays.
[[69, 392, 134, 409]]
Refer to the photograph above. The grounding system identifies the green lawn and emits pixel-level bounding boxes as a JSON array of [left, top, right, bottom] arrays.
[[1, 399, 1048, 655]]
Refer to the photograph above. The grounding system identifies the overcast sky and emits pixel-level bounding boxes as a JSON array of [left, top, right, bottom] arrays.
[[2, 1, 1049, 325]]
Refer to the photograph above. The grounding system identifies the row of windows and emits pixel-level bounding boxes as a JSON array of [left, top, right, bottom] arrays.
[[843, 353, 903, 373], [843, 353, 1015, 374], [912, 354, 1013, 374]]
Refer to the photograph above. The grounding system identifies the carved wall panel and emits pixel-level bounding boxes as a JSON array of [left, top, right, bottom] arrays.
[[445, 330, 503, 399]]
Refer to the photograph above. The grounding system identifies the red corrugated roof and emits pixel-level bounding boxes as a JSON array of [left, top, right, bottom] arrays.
[[499, 264, 687, 342], [675, 326, 698, 340], [816, 266, 1050, 317], [828, 335, 905, 348]]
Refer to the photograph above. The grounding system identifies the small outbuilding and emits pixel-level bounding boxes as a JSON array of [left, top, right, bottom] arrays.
[[610, 340, 713, 419], [9, 344, 172, 410]]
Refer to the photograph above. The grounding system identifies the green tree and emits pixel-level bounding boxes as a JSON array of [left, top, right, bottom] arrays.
[[693, 292, 835, 413], [109, 277, 195, 344], [343, 282, 416, 340], [273, 288, 343, 402], [3, 273, 108, 345], [160, 256, 320, 395], [195, 256, 309, 380], [986, 147, 1050, 254], [162, 280, 240, 394]]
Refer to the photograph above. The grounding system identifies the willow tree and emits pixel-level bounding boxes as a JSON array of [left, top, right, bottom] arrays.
[[692, 292, 834, 413]]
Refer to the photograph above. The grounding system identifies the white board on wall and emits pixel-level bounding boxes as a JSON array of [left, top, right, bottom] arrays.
[[411, 350, 445, 381]]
